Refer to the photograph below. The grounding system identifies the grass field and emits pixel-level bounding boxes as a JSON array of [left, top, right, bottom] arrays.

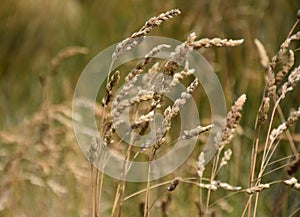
[[1, 1, 300, 217]]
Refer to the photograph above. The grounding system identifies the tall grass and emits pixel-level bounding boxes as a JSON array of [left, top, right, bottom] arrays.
[[88, 9, 300, 217], [0, 1, 300, 217]]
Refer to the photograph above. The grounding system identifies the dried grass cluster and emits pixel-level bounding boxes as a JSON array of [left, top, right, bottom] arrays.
[[1, 7, 300, 217]]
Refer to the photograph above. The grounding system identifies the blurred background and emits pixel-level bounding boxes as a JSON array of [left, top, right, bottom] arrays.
[[1, 0, 300, 216]]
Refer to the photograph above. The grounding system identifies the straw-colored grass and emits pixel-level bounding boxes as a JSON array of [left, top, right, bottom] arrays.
[[1, 2, 300, 217]]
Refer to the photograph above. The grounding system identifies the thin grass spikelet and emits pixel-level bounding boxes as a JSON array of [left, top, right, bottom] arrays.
[[125, 44, 170, 82], [169, 32, 196, 66], [142, 62, 161, 89], [266, 70, 276, 98], [151, 79, 199, 151], [263, 32, 300, 103], [50, 46, 89, 73], [112, 9, 181, 61], [131, 111, 154, 130], [283, 177, 298, 185], [269, 106, 300, 143], [270, 31, 300, 69], [278, 65, 300, 98], [112, 37, 144, 61], [181, 124, 214, 140], [286, 106, 300, 125], [103, 119, 114, 146], [269, 124, 286, 145], [283, 177, 300, 190], [112, 76, 138, 109], [275, 50, 295, 85], [170, 61, 195, 88], [145, 44, 170, 59], [112, 90, 154, 118], [198, 183, 218, 191], [131, 9, 181, 39], [258, 96, 270, 125], [254, 38, 269, 69], [172, 78, 199, 113], [197, 152, 205, 178], [174, 78, 198, 105], [246, 183, 270, 194], [219, 149, 232, 168], [191, 38, 244, 49], [102, 70, 121, 107], [214, 94, 246, 150], [211, 180, 242, 191], [163, 32, 196, 78], [88, 137, 98, 163]]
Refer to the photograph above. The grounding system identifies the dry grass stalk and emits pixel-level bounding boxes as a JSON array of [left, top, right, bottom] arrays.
[[142, 62, 161, 89], [131, 111, 154, 130], [249, 27, 300, 217], [151, 78, 199, 151], [131, 9, 181, 39], [197, 152, 205, 178], [214, 94, 246, 150], [125, 44, 170, 82], [198, 183, 218, 191], [161, 32, 196, 80], [115, 66, 160, 140], [258, 96, 270, 125], [88, 138, 99, 163], [112, 76, 138, 109], [270, 31, 300, 69], [269, 106, 300, 143], [205, 95, 246, 213], [50, 46, 89, 72], [168, 32, 195, 66], [219, 149, 232, 168], [112, 37, 144, 61], [113, 45, 167, 112], [275, 50, 295, 84], [181, 124, 214, 140], [170, 61, 195, 87], [278, 65, 300, 98], [246, 184, 270, 194], [254, 38, 270, 69], [266, 70, 276, 98], [191, 38, 244, 49], [103, 119, 114, 146], [102, 70, 121, 107], [258, 103, 300, 180], [86, 9, 300, 217], [112, 90, 154, 118], [112, 9, 181, 61], [211, 180, 241, 191]]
